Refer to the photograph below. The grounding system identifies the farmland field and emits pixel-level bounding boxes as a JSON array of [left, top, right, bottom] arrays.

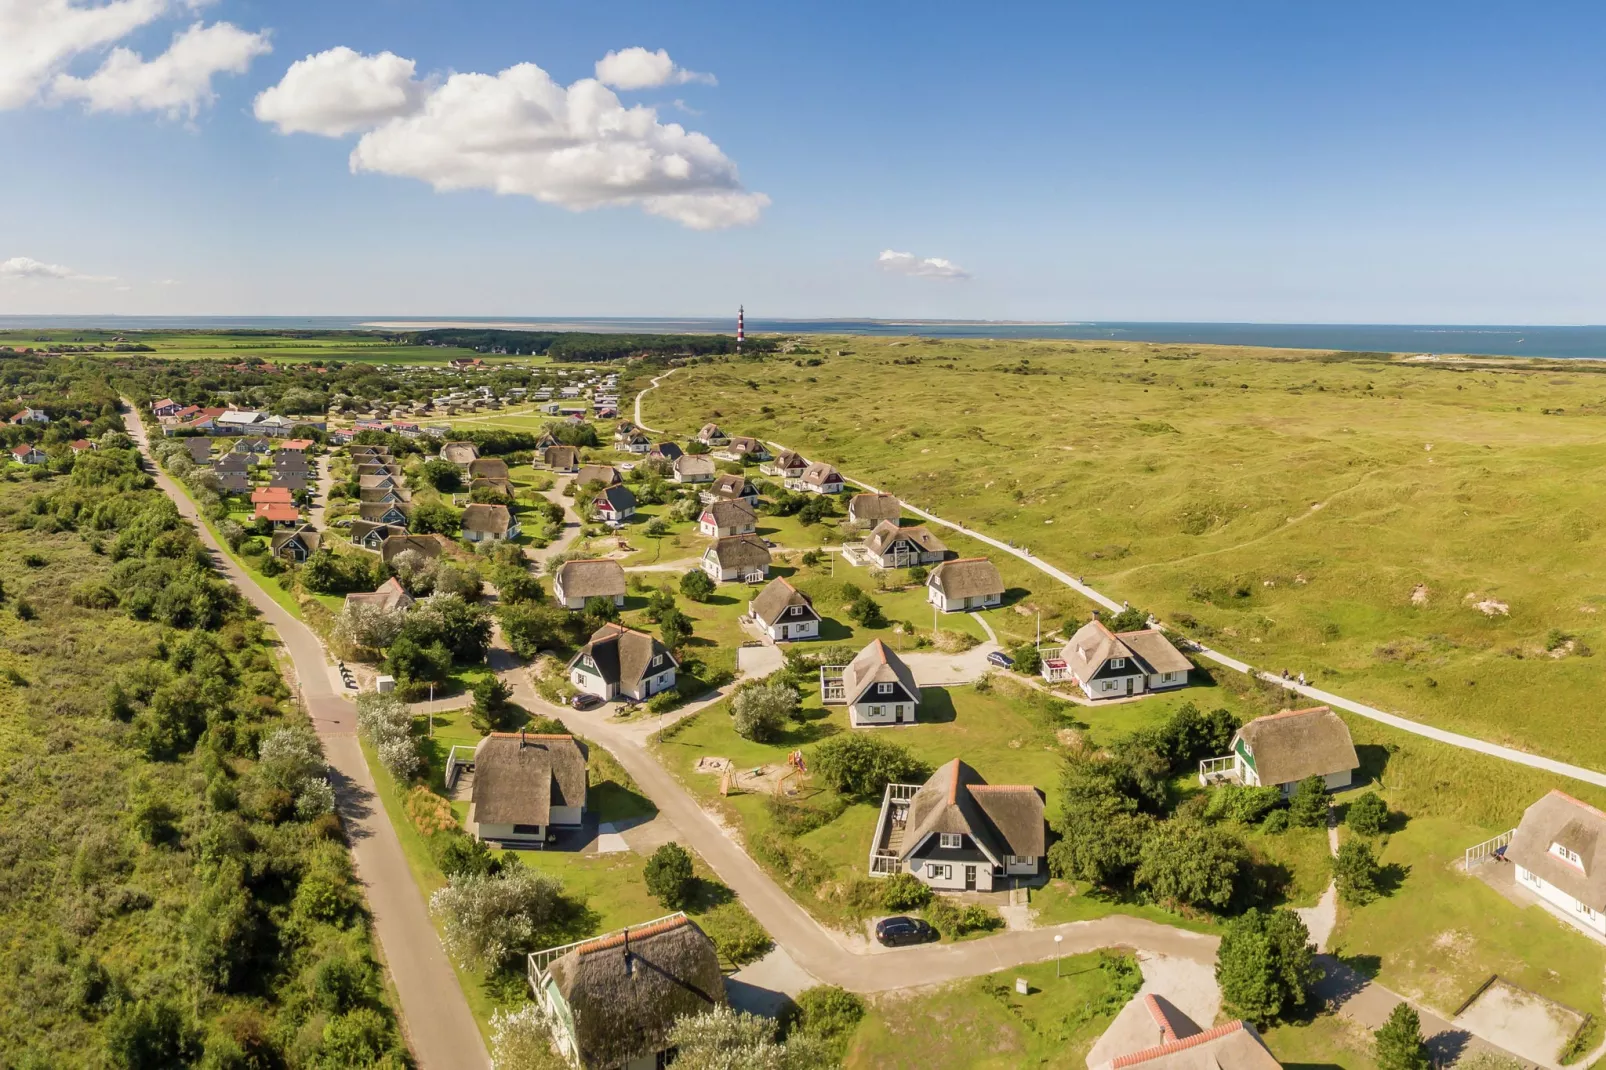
[[0, 327, 494, 364], [642, 338, 1606, 775]]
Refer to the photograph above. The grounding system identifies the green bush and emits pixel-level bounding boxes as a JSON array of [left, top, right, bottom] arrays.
[[923, 897, 1002, 940], [766, 793, 845, 838], [878, 871, 932, 911], [680, 569, 715, 602], [645, 842, 694, 909], [1288, 776, 1329, 828], [791, 986, 865, 1052], [1217, 908, 1317, 1024], [1333, 839, 1383, 906], [1204, 785, 1285, 825], [1261, 809, 1291, 833], [809, 734, 928, 797], [697, 901, 773, 966], [1346, 792, 1389, 836], [1011, 643, 1042, 675]]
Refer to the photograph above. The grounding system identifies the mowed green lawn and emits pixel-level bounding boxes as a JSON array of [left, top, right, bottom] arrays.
[[642, 338, 1606, 772]]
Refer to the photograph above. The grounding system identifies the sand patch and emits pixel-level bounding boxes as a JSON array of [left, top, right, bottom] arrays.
[[1411, 583, 1429, 606], [1453, 978, 1582, 1066], [1464, 592, 1510, 616]]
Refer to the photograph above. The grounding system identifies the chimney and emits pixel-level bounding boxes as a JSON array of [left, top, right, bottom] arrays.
[[519, 730, 526, 749]]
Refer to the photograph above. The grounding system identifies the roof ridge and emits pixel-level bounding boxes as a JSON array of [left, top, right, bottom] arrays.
[[1142, 993, 1178, 1043], [1109, 1020, 1248, 1068], [968, 784, 1038, 793], [488, 732, 575, 741], [1548, 789, 1606, 823], [573, 914, 692, 956], [1257, 705, 1332, 722], [948, 758, 962, 805]]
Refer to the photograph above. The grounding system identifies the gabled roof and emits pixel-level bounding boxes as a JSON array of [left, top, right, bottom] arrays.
[[698, 423, 724, 438], [709, 473, 755, 499], [849, 492, 901, 524], [270, 525, 321, 555], [349, 520, 404, 543], [673, 454, 716, 478], [344, 576, 414, 612], [255, 502, 301, 522], [554, 558, 627, 600], [1506, 790, 1606, 912], [865, 520, 946, 558], [544, 444, 578, 467], [1104, 1020, 1279, 1069], [595, 483, 637, 513], [1063, 619, 1189, 679], [576, 463, 621, 487], [749, 577, 818, 627], [1233, 706, 1359, 787], [702, 497, 756, 528], [772, 449, 807, 471], [545, 915, 724, 1070], [462, 502, 514, 535], [251, 486, 294, 505], [359, 474, 398, 489], [570, 624, 678, 687], [928, 557, 1004, 599], [359, 501, 410, 521], [704, 534, 770, 570], [471, 733, 587, 826], [380, 533, 456, 563], [902, 759, 1045, 865], [440, 441, 479, 465], [728, 436, 767, 454], [801, 461, 841, 486], [649, 442, 683, 461], [468, 456, 509, 481], [842, 639, 918, 706]]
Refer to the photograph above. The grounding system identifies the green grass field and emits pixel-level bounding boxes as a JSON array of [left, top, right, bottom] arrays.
[[842, 953, 1139, 1069], [2, 328, 502, 364], [643, 339, 1606, 774]]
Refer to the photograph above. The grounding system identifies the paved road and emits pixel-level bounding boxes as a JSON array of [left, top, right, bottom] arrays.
[[122, 406, 491, 1070]]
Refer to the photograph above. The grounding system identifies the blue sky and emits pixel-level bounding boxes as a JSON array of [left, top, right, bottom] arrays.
[[4, 0, 1606, 322]]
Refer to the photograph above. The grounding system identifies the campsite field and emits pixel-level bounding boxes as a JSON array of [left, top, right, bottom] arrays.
[[641, 338, 1606, 774]]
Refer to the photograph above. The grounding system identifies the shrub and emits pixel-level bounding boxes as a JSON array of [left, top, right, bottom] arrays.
[[698, 900, 773, 965], [1287, 776, 1329, 828], [1134, 819, 1247, 910], [439, 835, 504, 879], [923, 897, 1002, 939], [644, 842, 695, 908], [1204, 785, 1285, 825], [680, 568, 716, 602], [104, 998, 201, 1070], [732, 682, 796, 743], [470, 676, 518, 733], [489, 1003, 566, 1070], [1346, 792, 1389, 836], [1333, 839, 1383, 906], [1010, 643, 1042, 675], [429, 868, 571, 972], [355, 693, 420, 781], [791, 986, 865, 1053], [1261, 809, 1290, 833], [767, 793, 845, 837], [845, 591, 885, 628], [1048, 810, 1151, 887], [1107, 606, 1149, 632], [809, 734, 928, 797], [878, 871, 932, 911], [1373, 1001, 1430, 1070], [1216, 908, 1317, 1024]]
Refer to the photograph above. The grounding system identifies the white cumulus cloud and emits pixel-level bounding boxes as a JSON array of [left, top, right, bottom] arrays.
[[877, 249, 971, 280], [256, 49, 767, 230], [594, 46, 714, 90], [253, 46, 427, 136], [0, 256, 112, 281], [53, 20, 271, 118], [0, 0, 167, 110]]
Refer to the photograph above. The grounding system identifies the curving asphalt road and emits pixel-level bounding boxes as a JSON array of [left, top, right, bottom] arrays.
[[122, 407, 491, 1070]]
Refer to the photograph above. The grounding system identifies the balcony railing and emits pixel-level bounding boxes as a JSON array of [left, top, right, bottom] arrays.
[[1198, 755, 1238, 786]]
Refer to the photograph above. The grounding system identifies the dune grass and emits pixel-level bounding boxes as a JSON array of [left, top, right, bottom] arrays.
[[643, 338, 1606, 773]]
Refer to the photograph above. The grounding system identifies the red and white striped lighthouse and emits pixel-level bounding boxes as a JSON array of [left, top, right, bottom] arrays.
[[736, 305, 744, 350]]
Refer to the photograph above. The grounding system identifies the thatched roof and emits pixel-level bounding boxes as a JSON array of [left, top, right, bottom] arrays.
[[650, 442, 683, 461], [772, 449, 807, 472], [842, 639, 917, 706], [576, 464, 621, 487], [569, 624, 677, 688], [344, 576, 413, 612], [469, 457, 510, 481], [270, 526, 320, 556], [704, 535, 770, 571], [1102, 1020, 1279, 1069], [380, 533, 456, 564], [749, 577, 817, 627], [471, 733, 587, 826], [702, 498, 755, 529], [359, 474, 398, 489], [902, 759, 1045, 864], [359, 501, 411, 522], [359, 486, 409, 503], [545, 445, 579, 469], [349, 520, 404, 544], [1121, 630, 1191, 674], [462, 503, 514, 535], [1233, 706, 1358, 786], [547, 915, 724, 1070], [440, 441, 479, 465], [698, 423, 724, 440], [848, 492, 901, 524], [673, 454, 716, 479], [1508, 790, 1606, 911], [555, 559, 627, 600], [1063, 620, 1189, 679], [709, 473, 755, 499], [865, 521, 946, 558], [800, 461, 840, 487], [928, 557, 1003, 600]]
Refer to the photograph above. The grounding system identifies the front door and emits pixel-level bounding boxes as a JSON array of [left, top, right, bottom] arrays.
[[1125, 677, 1135, 695], [779, 624, 788, 639], [964, 865, 977, 891]]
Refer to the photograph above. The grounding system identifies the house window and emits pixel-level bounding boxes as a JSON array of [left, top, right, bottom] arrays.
[[939, 833, 962, 849], [1110, 658, 1126, 669], [790, 606, 804, 617], [877, 682, 894, 695], [651, 655, 663, 668], [512, 824, 542, 836], [1576, 900, 1598, 919], [1551, 842, 1586, 870], [928, 864, 952, 880]]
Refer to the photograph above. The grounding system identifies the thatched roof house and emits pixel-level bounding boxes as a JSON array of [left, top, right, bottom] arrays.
[[1227, 706, 1359, 793], [440, 441, 479, 467], [883, 759, 1045, 891], [926, 556, 1005, 612], [537, 913, 725, 1069], [848, 492, 901, 526], [700, 534, 771, 582], [553, 558, 627, 609], [468, 732, 587, 845]]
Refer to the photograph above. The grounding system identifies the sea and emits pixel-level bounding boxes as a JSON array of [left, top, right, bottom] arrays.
[[4, 316, 1606, 360]]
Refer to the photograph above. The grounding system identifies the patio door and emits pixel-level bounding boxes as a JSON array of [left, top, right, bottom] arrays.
[[964, 866, 977, 891]]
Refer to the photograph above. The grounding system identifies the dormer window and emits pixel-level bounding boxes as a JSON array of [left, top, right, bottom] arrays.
[[1110, 658, 1126, 669], [1551, 842, 1586, 870], [939, 833, 962, 849], [651, 655, 663, 668], [877, 682, 895, 695]]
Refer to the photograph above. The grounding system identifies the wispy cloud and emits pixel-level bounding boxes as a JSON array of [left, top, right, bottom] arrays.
[[0, 256, 114, 282], [877, 249, 971, 280]]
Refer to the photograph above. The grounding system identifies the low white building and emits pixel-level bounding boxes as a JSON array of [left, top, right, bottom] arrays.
[[863, 521, 947, 568], [1047, 618, 1191, 700], [699, 498, 757, 539], [700, 534, 771, 583], [672, 454, 716, 484], [1200, 706, 1359, 795], [797, 461, 843, 494], [567, 624, 679, 702], [868, 759, 1044, 892], [552, 558, 627, 610], [926, 557, 1004, 612], [1505, 790, 1606, 938], [465, 732, 587, 848], [828, 639, 919, 727], [748, 577, 820, 641]]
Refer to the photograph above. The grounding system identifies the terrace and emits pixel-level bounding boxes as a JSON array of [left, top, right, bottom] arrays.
[[867, 782, 922, 877]]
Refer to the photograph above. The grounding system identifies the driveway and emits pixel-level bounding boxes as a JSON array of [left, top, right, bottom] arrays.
[[122, 405, 490, 1070]]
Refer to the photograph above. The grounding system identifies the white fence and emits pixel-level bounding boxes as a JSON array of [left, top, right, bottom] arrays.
[[866, 782, 921, 877], [444, 745, 477, 791], [819, 665, 848, 704], [1464, 829, 1516, 871], [1197, 756, 1237, 786]]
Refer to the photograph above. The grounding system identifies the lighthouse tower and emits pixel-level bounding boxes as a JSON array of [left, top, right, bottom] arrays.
[[736, 305, 744, 350]]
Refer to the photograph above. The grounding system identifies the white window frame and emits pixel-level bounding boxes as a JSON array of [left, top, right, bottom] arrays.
[[928, 864, 952, 880], [651, 655, 663, 668], [1552, 842, 1585, 868], [939, 833, 962, 849], [1110, 657, 1126, 669], [877, 682, 895, 695]]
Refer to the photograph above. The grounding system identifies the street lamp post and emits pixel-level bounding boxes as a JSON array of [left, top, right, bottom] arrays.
[[428, 682, 434, 738], [1054, 934, 1063, 978]]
